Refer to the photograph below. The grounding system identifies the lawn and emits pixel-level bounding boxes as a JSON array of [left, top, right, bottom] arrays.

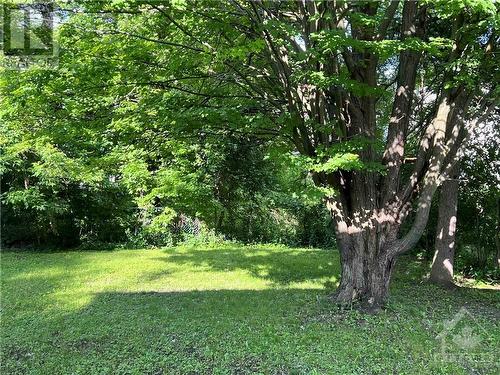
[[1, 244, 499, 374]]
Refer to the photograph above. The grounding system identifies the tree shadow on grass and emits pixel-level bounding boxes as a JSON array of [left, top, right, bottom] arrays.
[[3, 248, 499, 374], [155, 246, 340, 286], [1, 288, 329, 374], [390, 255, 500, 318], [3, 287, 500, 375]]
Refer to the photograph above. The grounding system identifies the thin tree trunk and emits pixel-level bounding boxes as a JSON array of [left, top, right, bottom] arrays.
[[496, 197, 500, 269], [430, 164, 460, 287]]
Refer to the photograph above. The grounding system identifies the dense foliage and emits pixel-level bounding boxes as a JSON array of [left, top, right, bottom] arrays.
[[0, 52, 332, 248]]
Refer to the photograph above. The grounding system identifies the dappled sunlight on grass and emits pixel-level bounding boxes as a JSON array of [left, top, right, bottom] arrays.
[[1, 245, 499, 374], [1, 246, 339, 314], [160, 244, 339, 289], [455, 276, 500, 290]]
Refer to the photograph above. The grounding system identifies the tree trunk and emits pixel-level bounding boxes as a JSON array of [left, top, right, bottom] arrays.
[[429, 165, 460, 287], [334, 239, 397, 312], [328, 197, 399, 312], [495, 197, 500, 269]]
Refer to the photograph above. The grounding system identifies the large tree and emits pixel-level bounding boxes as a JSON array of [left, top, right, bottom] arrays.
[[116, 0, 495, 309]]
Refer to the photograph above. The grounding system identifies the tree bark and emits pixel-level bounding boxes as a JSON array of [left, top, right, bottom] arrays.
[[496, 197, 500, 269], [333, 233, 397, 312], [327, 198, 398, 311], [429, 164, 460, 287], [330, 92, 468, 307]]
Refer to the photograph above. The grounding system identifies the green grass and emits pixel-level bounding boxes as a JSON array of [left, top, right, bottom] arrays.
[[1, 244, 499, 374]]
